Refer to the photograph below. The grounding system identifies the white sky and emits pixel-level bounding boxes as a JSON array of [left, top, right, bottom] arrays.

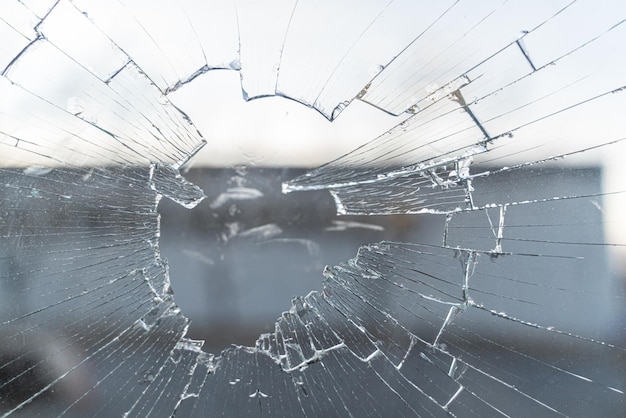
[[169, 70, 408, 169]]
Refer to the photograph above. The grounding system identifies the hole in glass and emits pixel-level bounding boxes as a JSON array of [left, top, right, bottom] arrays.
[[158, 167, 440, 353]]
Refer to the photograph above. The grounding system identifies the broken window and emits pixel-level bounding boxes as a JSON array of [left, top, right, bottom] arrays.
[[1, 0, 625, 416]]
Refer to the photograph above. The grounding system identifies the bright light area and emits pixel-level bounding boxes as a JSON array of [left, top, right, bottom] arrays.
[[170, 70, 407, 168]]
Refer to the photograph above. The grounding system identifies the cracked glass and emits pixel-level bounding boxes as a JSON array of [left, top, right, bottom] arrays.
[[1, 1, 625, 416]]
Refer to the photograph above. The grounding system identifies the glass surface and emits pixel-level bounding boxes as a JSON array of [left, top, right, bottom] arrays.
[[1, 1, 625, 416]]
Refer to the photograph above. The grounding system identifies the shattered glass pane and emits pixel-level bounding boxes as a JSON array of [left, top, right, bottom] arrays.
[[1, 1, 625, 417]]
